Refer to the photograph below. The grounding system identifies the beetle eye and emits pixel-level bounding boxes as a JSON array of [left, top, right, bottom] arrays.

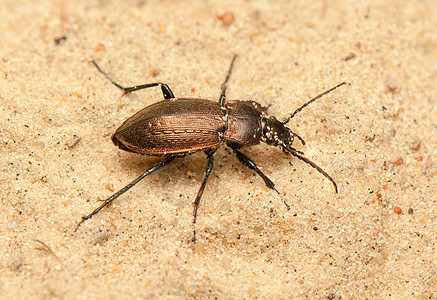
[[288, 132, 294, 143]]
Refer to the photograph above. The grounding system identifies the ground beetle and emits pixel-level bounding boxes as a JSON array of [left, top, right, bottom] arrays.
[[76, 55, 345, 241]]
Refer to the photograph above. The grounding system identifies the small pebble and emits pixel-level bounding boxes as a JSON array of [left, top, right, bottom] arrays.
[[91, 230, 111, 245], [217, 12, 235, 26], [344, 53, 356, 61], [387, 74, 399, 92], [394, 206, 402, 214], [66, 135, 81, 148]]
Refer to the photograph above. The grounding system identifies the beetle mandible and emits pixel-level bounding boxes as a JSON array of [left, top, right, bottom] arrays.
[[76, 55, 345, 241]]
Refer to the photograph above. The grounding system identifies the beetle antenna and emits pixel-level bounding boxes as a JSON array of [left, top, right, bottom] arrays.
[[282, 82, 346, 125], [290, 131, 306, 146], [283, 145, 338, 193]]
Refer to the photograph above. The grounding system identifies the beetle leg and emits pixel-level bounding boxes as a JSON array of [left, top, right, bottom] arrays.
[[192, 150, 216, 242], [230, 146, 278, 193], [92, 58, 175, 99], [230, 146, 291, 210], [192, 150, 215, 223], [75, 156, 175, 232], [121, 83, 175, 99], [218, 54, 238, 107]]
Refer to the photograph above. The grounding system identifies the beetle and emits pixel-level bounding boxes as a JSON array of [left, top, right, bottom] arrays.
[[75, 55, 345, 241]]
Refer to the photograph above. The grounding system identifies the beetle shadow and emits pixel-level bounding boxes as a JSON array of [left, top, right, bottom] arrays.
[[113, 151, 205, 190]]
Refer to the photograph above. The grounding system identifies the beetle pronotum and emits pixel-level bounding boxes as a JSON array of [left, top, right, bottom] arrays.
[[76, 55, 345, 241]]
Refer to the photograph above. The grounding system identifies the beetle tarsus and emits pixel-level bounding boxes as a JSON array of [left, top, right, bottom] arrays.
[[92, 58, 175, 99], [92, 58, 126, 91], [231, 145, 277, 192], [75, 156, 175, 231], [231, 145, 293, 211]]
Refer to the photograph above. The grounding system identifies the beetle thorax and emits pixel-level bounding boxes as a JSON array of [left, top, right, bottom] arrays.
[[261, 116, 294, 148]]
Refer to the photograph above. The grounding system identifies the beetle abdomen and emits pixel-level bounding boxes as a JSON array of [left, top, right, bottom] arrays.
[[112, 98, 226, 155]]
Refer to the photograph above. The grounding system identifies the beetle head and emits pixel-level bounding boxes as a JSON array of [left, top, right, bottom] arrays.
[[261, 113, 337, 193], [262, 116, 303, 153], [258, 82, 346, 194]]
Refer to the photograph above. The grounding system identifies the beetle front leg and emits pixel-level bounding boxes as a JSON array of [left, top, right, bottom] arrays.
[[230, 145, 291, 210], [230, 146, 278, 193], [75, 156, 175, 232], [92, 58, 175, 99]]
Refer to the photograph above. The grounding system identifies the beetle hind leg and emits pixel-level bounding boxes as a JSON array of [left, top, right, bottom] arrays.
[[75, 156, 175, 232], [92, 58, 175, 99], [122, 82, 175, 99]]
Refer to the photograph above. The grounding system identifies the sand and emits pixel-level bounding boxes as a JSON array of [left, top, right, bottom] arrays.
[[1, 0, 436, 298]]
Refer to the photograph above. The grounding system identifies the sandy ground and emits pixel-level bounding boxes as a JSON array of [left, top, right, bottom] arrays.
[[1, 0, 436, 299]]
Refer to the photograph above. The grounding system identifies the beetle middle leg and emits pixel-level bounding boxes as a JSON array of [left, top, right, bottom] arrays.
[[92, 58, 175, 99], [218, 54, 238, 107], [192, 149, 217, 242], [75, 156, 175, 232]]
